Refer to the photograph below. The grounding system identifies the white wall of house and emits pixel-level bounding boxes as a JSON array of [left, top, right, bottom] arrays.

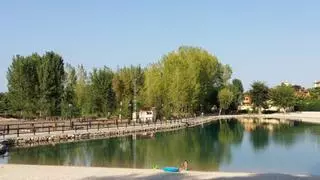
[[139, 110, 154, 122]]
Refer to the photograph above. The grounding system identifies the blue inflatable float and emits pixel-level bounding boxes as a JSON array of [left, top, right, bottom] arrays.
[[163, 167, 179, 172]]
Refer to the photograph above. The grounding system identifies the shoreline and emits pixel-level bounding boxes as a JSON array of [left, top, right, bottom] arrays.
[[0, 164, 317, 180]]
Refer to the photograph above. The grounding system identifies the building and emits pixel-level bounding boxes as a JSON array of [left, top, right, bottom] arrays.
[[314, 81, 320, 88], [134, 107, 156, 122], [243, 94, 252, 105], [282, 81, 310, 98], [238, 93, 253, 111], [292, 85, 310, 98], [238, 94, 279, 112]]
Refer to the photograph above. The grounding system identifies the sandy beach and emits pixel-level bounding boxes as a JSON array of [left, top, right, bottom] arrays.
[[0, 164, 318, 180]]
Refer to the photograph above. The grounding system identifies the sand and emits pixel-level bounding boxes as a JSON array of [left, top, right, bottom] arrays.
[[0, 164, 318, 180]]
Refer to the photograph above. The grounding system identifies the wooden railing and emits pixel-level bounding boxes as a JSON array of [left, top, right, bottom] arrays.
[[0, 118, 192, 139]]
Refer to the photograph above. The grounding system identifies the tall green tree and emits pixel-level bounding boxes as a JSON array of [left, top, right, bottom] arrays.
[[270, 85, 296, 113], [61, 64, 78, 117], [230, 79, 244, 111], [90, 66, 115, 117], [112, 65, 144, 119], [144, 46, 226, 119], [7, 54, 41, 117], [250, 81, 269, 114], [143, 63, 164, 119], [0, 92, 9, 114], [218, 88, 234, 115], [222, 64, 233, 86], [75, 65, 91, 116], [38, 52, 65, 116]]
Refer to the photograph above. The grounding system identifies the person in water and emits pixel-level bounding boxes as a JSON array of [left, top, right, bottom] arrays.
[[179, 160, 188, 171]]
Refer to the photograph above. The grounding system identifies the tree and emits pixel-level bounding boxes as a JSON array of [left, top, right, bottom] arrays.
[[250, 81, 269, 114], [38, 52, 65, 116], [218, 88, 234, 115], [4, 46, 239, 119], [7, 54, 41, 117], [75, 65, 91, 116], [90, 66, 115, 117], [270, 85, 296, 113], [222, 64, 233, 86], [112, 65, 144, 120], [61, 64, 78, 118], [0, 92, 9, 114], [143, 46, 227, 119], [230, 79, 244, 111], [143, 63, 164, 119], [309, 87, 320, 100]]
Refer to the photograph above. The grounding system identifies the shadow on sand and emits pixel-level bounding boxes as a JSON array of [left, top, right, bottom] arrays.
[[82, 173, 320, 180]]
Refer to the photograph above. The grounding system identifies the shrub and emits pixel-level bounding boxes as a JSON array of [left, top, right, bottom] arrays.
[[295, 100, 320, 111]]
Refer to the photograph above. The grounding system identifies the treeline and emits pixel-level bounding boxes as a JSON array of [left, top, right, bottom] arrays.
[[245, 81, 320, 113], [1, 46, 244, 120]]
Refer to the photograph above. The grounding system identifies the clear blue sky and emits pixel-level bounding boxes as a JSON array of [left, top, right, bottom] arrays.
[[1, 0, 319, 91]]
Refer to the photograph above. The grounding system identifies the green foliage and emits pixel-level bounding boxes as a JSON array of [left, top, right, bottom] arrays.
[[309, 87, 320, 100], [75, 65, 91, 116], [89, 67, 115, 117], [250, 81, 269, 113], [144, 46, 227, 118], [112, 65, 144, 119], [38, 52, 65, 116], [229, 79, 244, 111], [295, 100, 320, 111], [270, 85, 296, 113], [61, 64, 78, 117], [7, 54, 41, 117], [222, 64, 233, 86], [218, 88, 234, 114], [5, 46, 236, 119], [0, 92, 9, 114], [7, 52, 64, 117]]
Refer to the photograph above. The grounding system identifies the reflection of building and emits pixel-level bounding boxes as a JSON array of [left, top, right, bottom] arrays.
[[238, 118, 292, 132]]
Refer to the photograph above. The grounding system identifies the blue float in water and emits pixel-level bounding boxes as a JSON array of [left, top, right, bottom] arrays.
[[163, 167, 179, 172]]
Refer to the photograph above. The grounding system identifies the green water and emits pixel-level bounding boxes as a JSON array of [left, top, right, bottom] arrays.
[[2, 119, 320, 175]]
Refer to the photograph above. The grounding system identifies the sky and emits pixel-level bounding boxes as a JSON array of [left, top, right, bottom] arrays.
[[0, 0, 319, 91]]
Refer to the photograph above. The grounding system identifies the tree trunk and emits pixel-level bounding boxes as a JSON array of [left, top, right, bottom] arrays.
[[219, 108, 222, 116]]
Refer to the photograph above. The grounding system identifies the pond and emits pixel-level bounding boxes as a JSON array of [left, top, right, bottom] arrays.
[[1, 118, 320, 175]]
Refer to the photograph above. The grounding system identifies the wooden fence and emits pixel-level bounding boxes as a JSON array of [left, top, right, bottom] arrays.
[[0, 118, 190, 139]]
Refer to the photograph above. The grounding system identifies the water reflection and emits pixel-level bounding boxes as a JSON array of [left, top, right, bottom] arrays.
[[5, 118, 320, 174]]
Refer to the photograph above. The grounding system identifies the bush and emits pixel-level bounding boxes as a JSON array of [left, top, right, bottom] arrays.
[[295, 100, 320, 111]]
